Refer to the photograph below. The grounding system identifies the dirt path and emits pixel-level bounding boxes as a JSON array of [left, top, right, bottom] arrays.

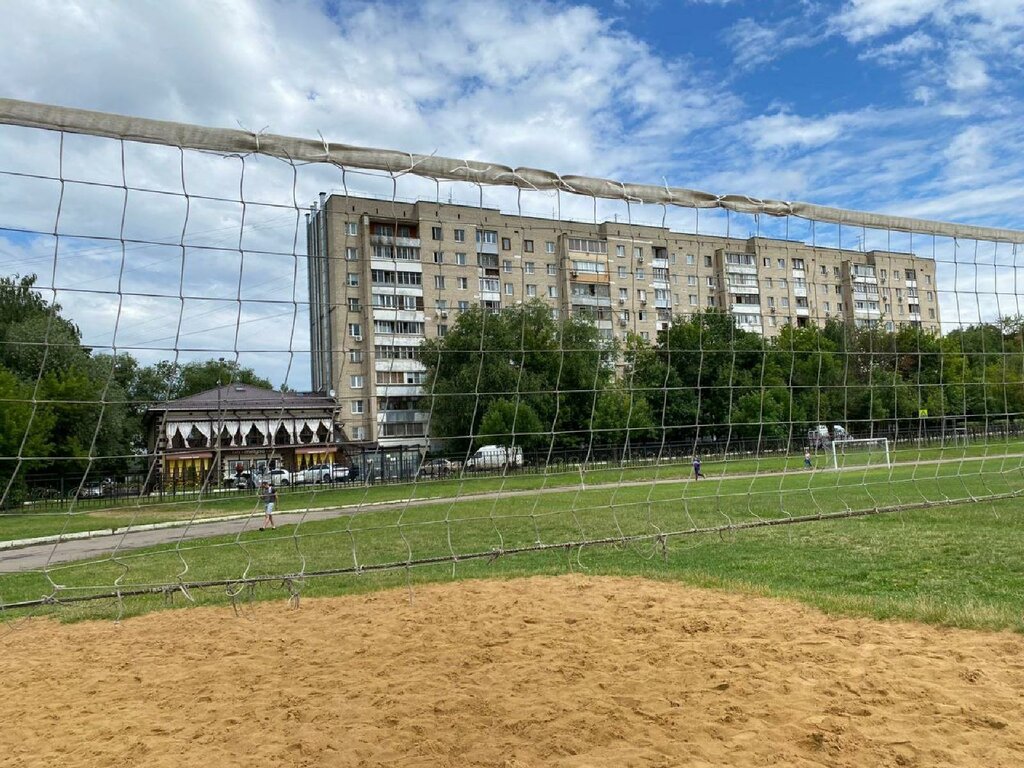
[[3, 575, 1024, 767]]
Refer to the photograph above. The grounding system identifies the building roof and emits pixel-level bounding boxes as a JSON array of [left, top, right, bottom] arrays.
[[148, 385, 337, 414]]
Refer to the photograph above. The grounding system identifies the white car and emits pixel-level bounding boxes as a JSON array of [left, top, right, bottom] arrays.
[[260, 468, 292, 486]]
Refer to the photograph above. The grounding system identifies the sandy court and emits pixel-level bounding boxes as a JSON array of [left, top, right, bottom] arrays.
[[3, 576, 1024, 767]]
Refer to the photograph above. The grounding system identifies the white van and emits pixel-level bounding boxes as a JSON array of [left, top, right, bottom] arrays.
[[465, 444, 524, 471]]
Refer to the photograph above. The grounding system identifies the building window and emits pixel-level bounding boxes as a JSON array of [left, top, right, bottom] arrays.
[[792, 258, 805, 270], [437, 324, 448, 337], [633, 246, 643, 259], [349, 350, 364, 364], [457, 276, 468, 289], [834, 266, 841, 277], [616, 244, 626, 258], [929, 308, 936, 319], [707, 296, 715, 307], [526, 284, 537, 297], [764, 277, 772, 288], [433, 251, 444, 264], [346, 222, 358, 236], [456, 252, 467, 266], [835, 285, 842, 295], [765, 258, 772, 267], [525, 262, 535, 274], [636, 267, 645, 279], [456, 300, 468, 310], [524, 240, 534, 253], [640, 331, 650, 341], [706, 276, 715, 288], [503, 260, 513, 273], [454, 228, 465, 242], [431, 226, 442, 240], [781, 297, 790, 308], [704, 255, 713, 267], [547, 264, 557, 276], [637, 289, 647, 302], [348, 298, 359, 311], [546, 241, 556, 254], [824, 301, 830, 313], [686, 254, 695, 265], [927, 291, 933, 301], [618, 266, 627, 278], [505, 283, 514, 295], [502, 237, 512, 251], [689, 294, 698, 306], [346, 272, 359, 287], [820, 265, 828, 275], [434, 275, 445, 289], [686, 275, 696, 286], [351, 400, 364, 414], [777, 258, 785, 269], [548, 285, 559, 298], [346, 247, 359, 261], [638, 310, 647, 321], [348, 323, 362, 338], [350, 375, 364, 389], [767, 296, 775, 308], [926, 274, 932, 285]]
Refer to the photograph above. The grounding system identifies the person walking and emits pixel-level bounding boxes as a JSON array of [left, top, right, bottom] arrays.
[[260, 481, 277, 530], [804, 447, 813, 469], [692, 455, 705, 480]]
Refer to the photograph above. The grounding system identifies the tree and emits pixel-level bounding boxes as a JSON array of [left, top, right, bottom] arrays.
[[420, 301, 614, 452]]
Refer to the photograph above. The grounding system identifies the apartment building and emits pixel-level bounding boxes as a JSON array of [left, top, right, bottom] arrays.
[[307, 194, 940, 448]]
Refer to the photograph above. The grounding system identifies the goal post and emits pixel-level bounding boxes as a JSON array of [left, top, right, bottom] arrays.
[[831, 438, 892, 471]]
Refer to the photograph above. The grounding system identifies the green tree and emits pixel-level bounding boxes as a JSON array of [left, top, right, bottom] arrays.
[[420, 301, 613, 452]]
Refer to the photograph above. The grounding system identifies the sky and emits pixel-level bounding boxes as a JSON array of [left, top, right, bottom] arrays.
[[1, 0, 1024, 390]]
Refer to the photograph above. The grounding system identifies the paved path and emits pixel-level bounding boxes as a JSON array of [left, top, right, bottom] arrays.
[[3, 452, 1020, 574]]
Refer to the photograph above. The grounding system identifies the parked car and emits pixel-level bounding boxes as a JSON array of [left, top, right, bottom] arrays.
[[223, 471, 256, 490], [259, 468, 292, 486], [298, 464, 359, 484], [465, 445, 524, 471], [419, 458, 453, 478]]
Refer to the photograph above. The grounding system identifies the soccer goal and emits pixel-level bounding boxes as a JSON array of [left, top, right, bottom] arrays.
[[831, 438, 892, 471]]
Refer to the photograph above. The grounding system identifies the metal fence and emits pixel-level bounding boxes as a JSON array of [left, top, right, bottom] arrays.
[[11, 420, 1022, 513]]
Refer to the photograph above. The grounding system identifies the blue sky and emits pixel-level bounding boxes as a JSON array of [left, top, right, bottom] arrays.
[[1, 0, 1023, 387]]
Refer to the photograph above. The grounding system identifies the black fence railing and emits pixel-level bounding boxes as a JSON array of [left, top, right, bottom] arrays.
[[10, 422, 1023, 513]]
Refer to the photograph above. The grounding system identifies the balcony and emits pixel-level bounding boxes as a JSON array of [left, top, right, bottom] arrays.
[[570, 293, 612, 306], [371, 234, 421, 248], [795, 307, 810, 317], [377, 410, 430, 424], [476, 241, 499, 256], [731, 303, 761, 314]]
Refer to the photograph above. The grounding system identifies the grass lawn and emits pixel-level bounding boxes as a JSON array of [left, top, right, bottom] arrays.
[[3, 449, 1024, 631], [4, 437, 1022, 543]]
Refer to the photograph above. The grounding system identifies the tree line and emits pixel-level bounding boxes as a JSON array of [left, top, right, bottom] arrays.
[[421, 301, 1024, 453], [0, 275, 271, 507]]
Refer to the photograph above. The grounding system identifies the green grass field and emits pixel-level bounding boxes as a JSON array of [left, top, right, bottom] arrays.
[[3, 438, 1020, 542], [3, 443, 1024, 631]]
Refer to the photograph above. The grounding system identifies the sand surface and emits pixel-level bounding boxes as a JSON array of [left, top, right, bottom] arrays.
[[3, 576, 1024, 767]]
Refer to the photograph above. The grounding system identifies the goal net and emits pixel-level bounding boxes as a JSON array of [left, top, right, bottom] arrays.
[[1, 98, 1023, 618], [831, 438, 891, 471]]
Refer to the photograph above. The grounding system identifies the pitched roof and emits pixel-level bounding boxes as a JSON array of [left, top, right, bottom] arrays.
[[150, 385, 337, 412]]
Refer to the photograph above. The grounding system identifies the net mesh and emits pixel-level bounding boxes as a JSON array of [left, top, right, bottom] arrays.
[[1, 98, 1023, 618]]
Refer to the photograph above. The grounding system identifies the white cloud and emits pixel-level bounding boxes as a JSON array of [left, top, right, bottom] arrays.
[[724, 16, 822, 70], [742, 112, 851, 150], [946, 50, 991, 92], [833, 0, 946, 43], [859, 30, 938, 62]]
